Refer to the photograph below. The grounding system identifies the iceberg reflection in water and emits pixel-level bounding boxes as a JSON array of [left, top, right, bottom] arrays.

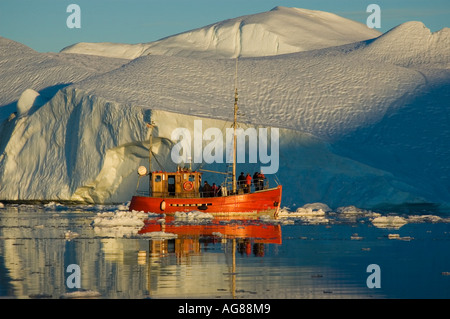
[[0, 203, 449, 299]]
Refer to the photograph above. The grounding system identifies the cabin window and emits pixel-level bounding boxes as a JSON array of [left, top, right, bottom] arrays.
[[189, 175, 195, 182], [155, 175, 162, 182], [168, 175, 175, 196]]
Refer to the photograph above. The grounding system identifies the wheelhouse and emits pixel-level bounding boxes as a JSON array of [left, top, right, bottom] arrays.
[[151, 168, 202, 198]]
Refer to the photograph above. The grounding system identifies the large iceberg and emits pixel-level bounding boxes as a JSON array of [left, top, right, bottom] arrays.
[[61, 6, 381, 59], [0, 7, 449, 212]]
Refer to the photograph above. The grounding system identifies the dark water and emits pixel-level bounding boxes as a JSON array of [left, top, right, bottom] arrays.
[[0, 203, 449, 299]]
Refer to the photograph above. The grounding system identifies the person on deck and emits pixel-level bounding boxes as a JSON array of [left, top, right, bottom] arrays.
[[211, 183, 219, 197], [245, 173, 252, 193], [202, 181, 212, 197], [238, 172, 246, 191], [258, 172, 265, 190], [253, 172, 261, 191]]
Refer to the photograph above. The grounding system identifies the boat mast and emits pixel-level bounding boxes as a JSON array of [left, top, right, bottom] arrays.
[[147, 121, 155, 195], [232, 58, 238, 194]]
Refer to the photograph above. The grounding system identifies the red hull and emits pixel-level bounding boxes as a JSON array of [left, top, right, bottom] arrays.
[[129, 185, 282, 216]]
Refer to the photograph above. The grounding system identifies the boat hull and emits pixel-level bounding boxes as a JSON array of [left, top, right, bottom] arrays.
[[129, 185, 282, 216]]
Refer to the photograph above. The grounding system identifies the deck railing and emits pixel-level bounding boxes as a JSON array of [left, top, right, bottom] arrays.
[[136, 180, 270, 197]]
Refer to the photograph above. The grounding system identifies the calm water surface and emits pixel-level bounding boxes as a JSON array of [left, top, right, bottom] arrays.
[[0, 203, 449, 299]]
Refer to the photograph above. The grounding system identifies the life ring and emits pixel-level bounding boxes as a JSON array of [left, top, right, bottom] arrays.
[[183, 181, 194, 191], [137, 166, 147, 176]]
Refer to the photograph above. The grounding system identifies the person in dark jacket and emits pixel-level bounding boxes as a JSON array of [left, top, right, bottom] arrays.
[[253, 172, 261, 190], [258, 172, 265, 190], [238, 172, 246, 191], [202, 181, 212, 197]]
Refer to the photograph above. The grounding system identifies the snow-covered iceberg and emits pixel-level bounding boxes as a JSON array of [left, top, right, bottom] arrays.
[[60, 6, 381, 59]]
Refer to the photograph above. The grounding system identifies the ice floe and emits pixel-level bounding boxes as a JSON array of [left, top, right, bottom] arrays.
[[406, 215, 443, 223], [91, 209, 159, 238], [371, 216, 408, 229], [276, 203, 449, 228], [60, 289, 101, 299], [277, 205, 329, 224], [92, 210, 151, 227], [387, 233, 414, 241], [174, 211, 214, 222]]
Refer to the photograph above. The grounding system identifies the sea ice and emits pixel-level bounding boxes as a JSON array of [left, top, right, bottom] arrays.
[[60, 290, 101, 299], [371, 216, 408, 229], [174, 211, 214, 221]]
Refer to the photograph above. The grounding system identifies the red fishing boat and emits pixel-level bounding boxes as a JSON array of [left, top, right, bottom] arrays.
[[129, 59, 282, 217], [129, 176, 282, 216]]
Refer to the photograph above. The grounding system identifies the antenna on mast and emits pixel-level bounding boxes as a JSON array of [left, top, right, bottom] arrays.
[[232, 57, 239, 194]]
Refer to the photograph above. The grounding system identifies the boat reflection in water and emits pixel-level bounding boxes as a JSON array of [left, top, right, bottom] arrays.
[[137, 214, 282, 298]]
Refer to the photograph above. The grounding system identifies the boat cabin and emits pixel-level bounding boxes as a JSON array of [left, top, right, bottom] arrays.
[[151, 168, 202, 198]]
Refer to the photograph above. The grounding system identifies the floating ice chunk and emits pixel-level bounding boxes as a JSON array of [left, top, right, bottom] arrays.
[[277, 205, 329, 224], [278, 206, 326, 217], [260, 214, 294, 224], [174, 211, 214, 221], [280, 219, 296, 225], [92, 213, 145, 227], [302, 203, 332, 213], [407, 215, 442, 223], [337, 206, 366, 215], [336, 206, 381, 218], [303, 217, 329, 225], [277, 207, 291, 215], [92, 209, 161, 238], [116, 202, 130, 211], [371, 216, 407, 229], [92, 210, 155, 228], [60, 289, 101, 299], [44, 201, 66, 211], [388, 233, 414, 240], [351, 233, 364, 240]]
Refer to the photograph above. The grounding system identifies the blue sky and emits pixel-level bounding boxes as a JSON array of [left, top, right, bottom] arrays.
[[0, 0, 449, 52]]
